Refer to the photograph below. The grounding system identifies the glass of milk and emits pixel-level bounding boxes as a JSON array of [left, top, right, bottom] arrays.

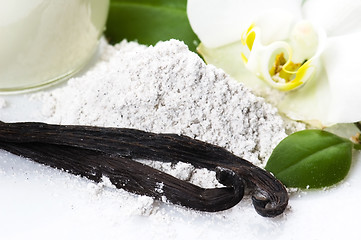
[[0, 0, 109, 92]]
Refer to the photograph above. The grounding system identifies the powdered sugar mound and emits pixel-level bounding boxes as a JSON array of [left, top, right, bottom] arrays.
[[39, 39, 288, 166]]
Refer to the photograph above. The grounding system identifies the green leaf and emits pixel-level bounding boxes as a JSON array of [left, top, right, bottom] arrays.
[[265, 130, 353, 189], [105, 0, 199, 52]]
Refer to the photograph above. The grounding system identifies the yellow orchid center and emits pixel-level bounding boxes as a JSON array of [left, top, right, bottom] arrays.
[[270, 53, 300, 83], [268, 52, 312, 91], [240, 20, 319, 91]]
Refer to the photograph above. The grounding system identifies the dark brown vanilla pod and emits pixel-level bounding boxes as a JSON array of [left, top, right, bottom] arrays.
[[0, 121, 288, 217], [0, 141, 244, 212], [228, 164, 289, 217]]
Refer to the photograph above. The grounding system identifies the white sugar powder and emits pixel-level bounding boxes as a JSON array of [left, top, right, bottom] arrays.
[[38, 39, 303, 167]]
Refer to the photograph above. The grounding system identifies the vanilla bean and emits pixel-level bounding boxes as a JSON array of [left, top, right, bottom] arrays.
[[0, 121, 288, 217], [0, 141, 244, 212]]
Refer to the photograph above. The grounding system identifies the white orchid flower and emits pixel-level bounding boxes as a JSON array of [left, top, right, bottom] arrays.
[[187, 0, 361, 127]]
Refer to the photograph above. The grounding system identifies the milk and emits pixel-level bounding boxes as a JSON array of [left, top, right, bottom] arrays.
[[0, 0, 109, 92]]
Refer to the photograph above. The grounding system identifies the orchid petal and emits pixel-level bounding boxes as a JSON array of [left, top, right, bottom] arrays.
[[320, 32, 361, 123], [187, 0, 303, 48], [303, 0, 361, 37], [278, 66, 332, 127], [252, 9, 296, 45]]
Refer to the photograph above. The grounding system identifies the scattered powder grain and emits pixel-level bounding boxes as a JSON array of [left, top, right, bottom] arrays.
[[38, 39, 303, 168]]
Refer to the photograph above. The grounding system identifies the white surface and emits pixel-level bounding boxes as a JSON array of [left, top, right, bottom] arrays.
[[0, 93, 360, 240]]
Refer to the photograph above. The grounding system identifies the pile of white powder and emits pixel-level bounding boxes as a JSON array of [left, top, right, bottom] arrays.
[[38, 39, 303, 168]]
